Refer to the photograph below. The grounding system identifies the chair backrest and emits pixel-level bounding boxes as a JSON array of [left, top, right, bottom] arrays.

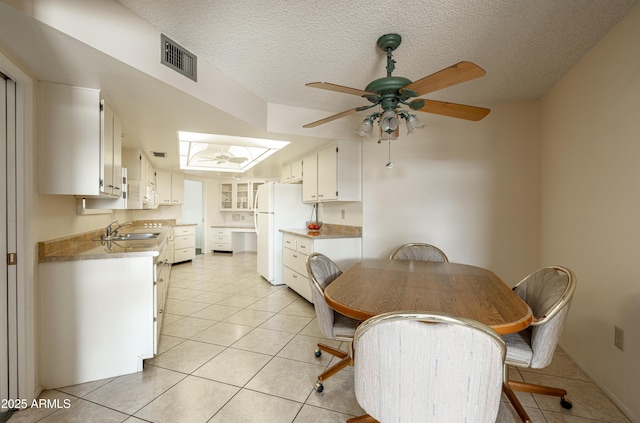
[[306, 252, 343, 340], [513, 266, 576, 368], [389, 243, 449, 262], [353, 311, 505, 423]]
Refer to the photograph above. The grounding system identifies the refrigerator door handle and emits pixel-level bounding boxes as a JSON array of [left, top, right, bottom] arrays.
[[254, 212, 259, 236]]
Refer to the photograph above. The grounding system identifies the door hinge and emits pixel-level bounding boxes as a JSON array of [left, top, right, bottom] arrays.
[[7, 253, 17, 266]]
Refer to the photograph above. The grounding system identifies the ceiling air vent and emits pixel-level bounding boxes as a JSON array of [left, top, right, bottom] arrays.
[[151, 151, 167, 158], [161, 34, 197, 82]]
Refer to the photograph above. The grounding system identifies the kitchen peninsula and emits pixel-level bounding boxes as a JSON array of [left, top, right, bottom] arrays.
[[37, 220, 182, 389], [280, 224, 362, 302]]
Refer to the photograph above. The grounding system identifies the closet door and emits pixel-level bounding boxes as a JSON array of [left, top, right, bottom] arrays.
[[1, 75, 18, 402]]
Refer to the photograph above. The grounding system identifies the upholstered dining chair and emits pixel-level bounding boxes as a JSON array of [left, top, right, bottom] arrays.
[[348, 311, 506, 423], [306, 252, 360, 393], [389, 242, 449, 262], [502, 266, 577, 423]]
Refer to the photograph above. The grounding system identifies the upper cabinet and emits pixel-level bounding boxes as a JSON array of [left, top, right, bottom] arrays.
[[122, 147, 155, 190], [39, 82, 122, 197], [156, 170, 184, 205], [219, 180, 265, 211], [281, 159, 303, 183], [302, 140, 361, 203], [100, 101, 122, 197]]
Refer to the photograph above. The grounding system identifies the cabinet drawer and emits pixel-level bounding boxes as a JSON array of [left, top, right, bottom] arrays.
[[211, 228, 231, 237], [174, 248, 195, 263], [283, 234, 297, 251], [296, 238, 313, 254], [212, 242, 233, 252], [283, 248, 308, 276], [282, 266, 312, 303], [174, 235, 195, 249], [174, 226, 196, 236]]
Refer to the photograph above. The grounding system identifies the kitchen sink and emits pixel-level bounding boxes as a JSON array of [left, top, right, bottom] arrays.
[[108, 232, 160, 241]]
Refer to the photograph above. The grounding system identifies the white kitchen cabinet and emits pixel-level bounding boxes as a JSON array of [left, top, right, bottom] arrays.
[[122, 147, 154, 190], [211, 227, 233, 252], [302, 140, 361, 203], [281, 159, 303, 183], [100, 100, 123, 196], [219, 180, 265, 211], [282, 232, 362, 302], [157, 170, 184, 205], [171, 225, 196, 263], [39, 256, 156, 388], [39, 82, 122, 197], [154, 240, 172, 354]]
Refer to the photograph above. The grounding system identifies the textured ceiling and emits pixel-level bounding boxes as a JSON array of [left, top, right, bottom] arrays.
[[116, 0, 638, 115]]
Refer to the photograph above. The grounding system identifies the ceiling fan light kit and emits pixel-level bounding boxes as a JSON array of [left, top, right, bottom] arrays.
[[303, 33, 491, 137]]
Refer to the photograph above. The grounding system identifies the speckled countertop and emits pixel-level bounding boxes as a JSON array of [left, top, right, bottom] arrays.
[[38, 220, 175, 262], [280, 224, 361, 239]]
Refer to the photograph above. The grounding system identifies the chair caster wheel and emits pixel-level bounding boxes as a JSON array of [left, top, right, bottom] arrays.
[[560, 397, 573, 409], [315, 382, 324, 393], [315, 349, 321, 357]]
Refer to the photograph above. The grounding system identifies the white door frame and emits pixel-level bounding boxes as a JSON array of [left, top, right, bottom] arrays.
[[0, 52, 37, 406]]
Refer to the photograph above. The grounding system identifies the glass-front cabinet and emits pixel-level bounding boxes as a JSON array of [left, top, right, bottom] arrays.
[[236, 182, 249, 209], [220, 182, 234, 210], [252, 181, 265, 210], [219, 180, 265, 211]]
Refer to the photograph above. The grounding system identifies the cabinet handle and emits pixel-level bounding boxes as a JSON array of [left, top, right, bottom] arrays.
[[292, 254, 298, 258], [299, 245, 307, 250], [158, 278, 164, 283], [292, 274, 298, 279]]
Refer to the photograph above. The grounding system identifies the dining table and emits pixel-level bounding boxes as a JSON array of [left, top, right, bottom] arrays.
[[324, 259, 532, 335]]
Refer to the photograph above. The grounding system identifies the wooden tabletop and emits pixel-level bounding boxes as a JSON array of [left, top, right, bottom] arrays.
[[324, 260, 532, 335]]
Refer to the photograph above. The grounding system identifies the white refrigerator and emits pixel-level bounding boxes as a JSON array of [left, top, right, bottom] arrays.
[[254, 182, 312, 285]]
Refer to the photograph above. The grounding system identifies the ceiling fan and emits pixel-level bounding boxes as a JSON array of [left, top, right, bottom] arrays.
[[194, 152, 248, 165], [303, 33, 490, 136]]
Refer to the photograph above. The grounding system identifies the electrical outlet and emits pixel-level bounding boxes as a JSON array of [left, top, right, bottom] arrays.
[[341, 209, 345, 219], [241, 215, 246, 220], [614, 326, 624, 351]]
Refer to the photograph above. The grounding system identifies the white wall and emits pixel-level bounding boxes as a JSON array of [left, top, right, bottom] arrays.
[[541, 4, 640, 421], [362, 100, 541, 285]]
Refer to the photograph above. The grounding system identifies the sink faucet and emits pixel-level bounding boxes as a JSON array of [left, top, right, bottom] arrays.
[[105, 221, 133, 238]]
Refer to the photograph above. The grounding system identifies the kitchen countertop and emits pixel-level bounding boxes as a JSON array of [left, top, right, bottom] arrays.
[[280, 224, 362, 239], [211, 225, 256, 231], [38, 220, 175, 262]]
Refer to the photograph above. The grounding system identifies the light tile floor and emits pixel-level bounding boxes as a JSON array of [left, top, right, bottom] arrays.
[[6, 252, 632, 423]]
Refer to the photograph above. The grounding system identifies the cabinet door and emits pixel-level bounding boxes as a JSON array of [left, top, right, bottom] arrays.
[[39, 82, 101, 196], [99, 100, 123, 197], [250, 181, 264, 210], [291, 160, 303, 182], [280, 165, 291, 183], [236, 182, 249, 209], [100, 100, 115, 196], [171, 172, 184, 205], [220, 182, 233, 209], [112, 113, 122, 195], [317, 146, 338, 201], [302, 152, 318, 203], [156, 170, 172, 205]]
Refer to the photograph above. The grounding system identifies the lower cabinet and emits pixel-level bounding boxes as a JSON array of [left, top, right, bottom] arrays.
[[282, 233, 362, 302], [211, 228, 233, 252], [39, 256, 158, 389], [154, 240, 172, 355], [171, 225, 196, 263]]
